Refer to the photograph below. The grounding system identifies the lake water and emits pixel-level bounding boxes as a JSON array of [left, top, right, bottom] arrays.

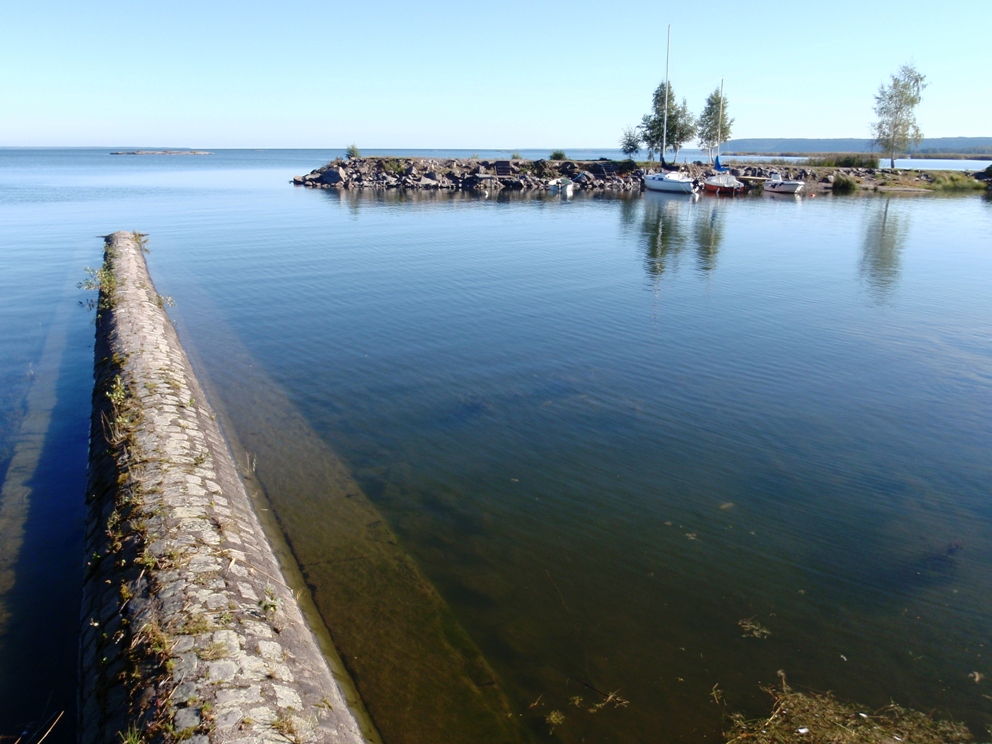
[[1, 149, 990, 743]]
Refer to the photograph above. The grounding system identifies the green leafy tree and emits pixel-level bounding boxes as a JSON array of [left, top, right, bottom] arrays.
[[697, 88, 733, 162], [345, 144, 361, 159], [871, 63, 927, 168], [620, 127, 642, 159], [667, 97, 697, 162], [640, 113, 663, 162], [639, 82, 697, 163]]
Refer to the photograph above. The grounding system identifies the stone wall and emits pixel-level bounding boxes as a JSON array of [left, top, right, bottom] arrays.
[[79, 232, 368, 744]]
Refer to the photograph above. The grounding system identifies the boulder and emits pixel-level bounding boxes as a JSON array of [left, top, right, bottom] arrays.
[[320, 168, 347, 185]]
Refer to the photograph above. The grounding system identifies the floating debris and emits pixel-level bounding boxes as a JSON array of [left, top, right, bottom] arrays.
[[586, 688, 630, 714], [738, 617, 772, 639], [724, 672, 973, 743], [545, 709, 565, 734], [711, 683, 725, 705], [970, 671, 984, 684]]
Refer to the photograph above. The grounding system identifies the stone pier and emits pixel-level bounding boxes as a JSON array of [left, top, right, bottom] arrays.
[[79, 231, 368, 744]]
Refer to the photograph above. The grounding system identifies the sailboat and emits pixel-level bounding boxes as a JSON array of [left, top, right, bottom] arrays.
[[643, 25, 697, 195], [703, 80, 744, 196]]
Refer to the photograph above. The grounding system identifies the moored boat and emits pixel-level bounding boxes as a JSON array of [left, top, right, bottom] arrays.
[[548, 177, 574, 197], [704, 172, 744, 195], [763, 172, 805, 194], [644, 171, 696, 194]]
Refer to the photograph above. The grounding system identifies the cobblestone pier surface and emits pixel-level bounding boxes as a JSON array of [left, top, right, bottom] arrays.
[[80, 232, 367, 744]]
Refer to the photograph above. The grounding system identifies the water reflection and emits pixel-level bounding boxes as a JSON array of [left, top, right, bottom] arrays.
[[639, 193, 725, 278], [693, 199, 724, 273], [860, 198, 909, 301], [640, 192, 692, 277]]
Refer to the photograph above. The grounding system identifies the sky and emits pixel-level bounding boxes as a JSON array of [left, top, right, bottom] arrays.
[[1, 0, 989, 148]]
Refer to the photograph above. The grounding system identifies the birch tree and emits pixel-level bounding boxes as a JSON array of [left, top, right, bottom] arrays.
[[697, 88, 733, 162], [871, 63, 927, 168]]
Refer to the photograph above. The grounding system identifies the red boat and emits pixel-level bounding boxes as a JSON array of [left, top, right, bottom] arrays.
[[704, 172, 745, 195]]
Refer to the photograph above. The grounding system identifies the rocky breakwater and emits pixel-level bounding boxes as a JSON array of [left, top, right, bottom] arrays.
[[721, 162, 988, 193], [80, 232, 367, 744], [293, 156, 644, 192]]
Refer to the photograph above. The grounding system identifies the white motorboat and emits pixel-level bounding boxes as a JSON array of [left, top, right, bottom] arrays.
[[549, 177, 574, 197], [763, 172, 805, 194], [644, 171, 696, 194]]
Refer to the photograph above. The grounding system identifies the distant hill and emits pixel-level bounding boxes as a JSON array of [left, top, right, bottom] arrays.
[[724, 137, 992, 154]]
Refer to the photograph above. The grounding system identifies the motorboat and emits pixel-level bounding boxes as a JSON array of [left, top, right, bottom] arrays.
[[763, 172, 805, 194], [549, 177, 574, 197], [644, 171, 696, 194], [703, 172, 744, 195]]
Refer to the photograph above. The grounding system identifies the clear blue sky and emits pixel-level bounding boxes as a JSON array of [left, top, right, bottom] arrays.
[[2, 0, 988, 148]]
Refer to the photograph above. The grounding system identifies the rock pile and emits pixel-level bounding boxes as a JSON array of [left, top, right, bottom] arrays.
[[293, 157, 986, 195], [293, 157, 644, 192]]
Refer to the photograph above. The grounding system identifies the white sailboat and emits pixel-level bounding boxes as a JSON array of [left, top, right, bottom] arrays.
[[643, 25, 697, 195]]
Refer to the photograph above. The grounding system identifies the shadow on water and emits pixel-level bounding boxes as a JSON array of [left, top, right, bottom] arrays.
[[859, 197, 910, 302], [0, 264, 92, 744]]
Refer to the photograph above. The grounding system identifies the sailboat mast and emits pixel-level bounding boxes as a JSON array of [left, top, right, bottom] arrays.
[[717, 78, 724, 159], [661, 24, 671, 165]]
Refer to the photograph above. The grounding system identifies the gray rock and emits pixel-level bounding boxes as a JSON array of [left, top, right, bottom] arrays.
[[320, 168, 346, 185]]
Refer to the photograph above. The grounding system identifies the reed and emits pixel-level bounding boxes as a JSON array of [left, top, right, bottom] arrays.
[[831, 173, 859, 193], [930, 172, 986, 191], [807, 153, 879, 168]]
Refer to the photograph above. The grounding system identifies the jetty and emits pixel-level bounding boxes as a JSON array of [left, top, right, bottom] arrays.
[[294, 157, 989, 196], [79, 232, 367, 744]]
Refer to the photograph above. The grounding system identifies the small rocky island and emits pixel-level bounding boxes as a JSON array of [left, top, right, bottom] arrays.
[[110, 149, 212, 155], [293, 156, 990, 195]]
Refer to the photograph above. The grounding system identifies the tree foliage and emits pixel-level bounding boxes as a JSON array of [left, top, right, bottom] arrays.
[[620, 127, 642, 159], [667, 97, 697, 162], [871, 63, 927, 168], [640, 81, 697, 163], [697, 88, 733, 162]]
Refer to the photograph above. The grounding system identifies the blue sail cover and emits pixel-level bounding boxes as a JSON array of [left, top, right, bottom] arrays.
[[714, 155, 728, 172]]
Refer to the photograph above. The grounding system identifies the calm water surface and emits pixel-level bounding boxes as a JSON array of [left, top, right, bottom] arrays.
[[1, 149, 990, 742]]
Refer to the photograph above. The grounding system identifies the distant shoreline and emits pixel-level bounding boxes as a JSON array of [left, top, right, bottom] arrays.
[[109, 149, 212, 156], [725, 150, 992, 161]]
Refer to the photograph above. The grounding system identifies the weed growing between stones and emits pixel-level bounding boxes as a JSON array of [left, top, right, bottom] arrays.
[[271, 709, 300, 742], [119, 722, 144, 743], [79, 240, 121, 314]]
